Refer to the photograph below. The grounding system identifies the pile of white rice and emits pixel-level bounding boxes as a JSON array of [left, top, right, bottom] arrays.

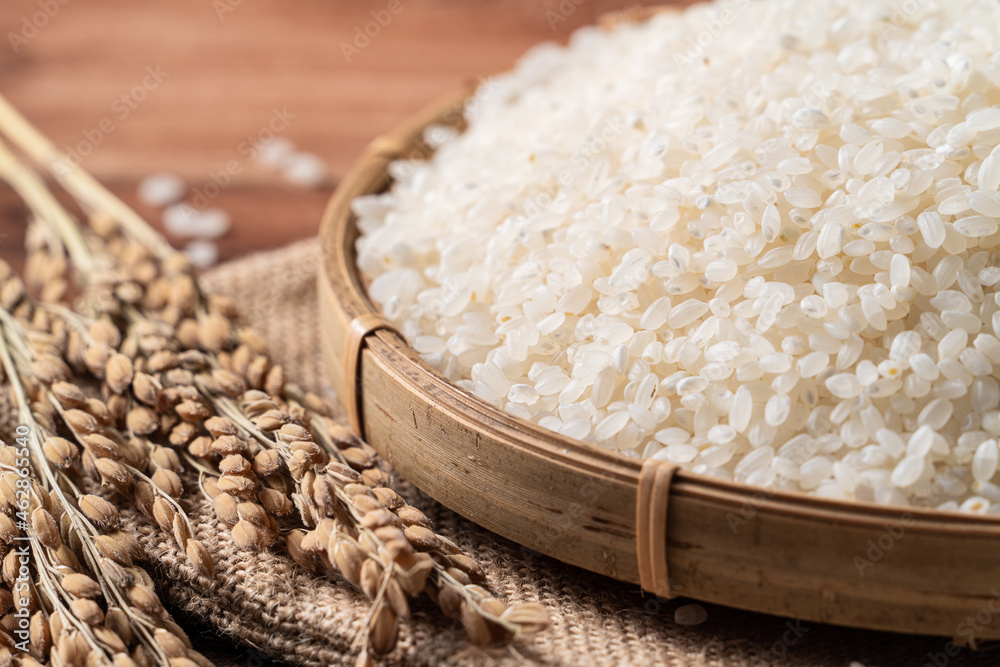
[[355, 0, 1000, 511]]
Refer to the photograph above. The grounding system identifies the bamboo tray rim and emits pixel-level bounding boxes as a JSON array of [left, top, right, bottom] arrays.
[[319, 84, 1000, 538]]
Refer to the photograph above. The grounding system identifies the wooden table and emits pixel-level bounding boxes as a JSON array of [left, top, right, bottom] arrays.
[[0, 0, 675, 663], [0, 0, 675, 269]]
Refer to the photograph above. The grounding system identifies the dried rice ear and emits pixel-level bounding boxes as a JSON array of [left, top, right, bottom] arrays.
[[0, 84, 547, 661]]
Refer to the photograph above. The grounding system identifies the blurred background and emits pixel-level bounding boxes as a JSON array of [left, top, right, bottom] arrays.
[[0, 0, 677, 273]]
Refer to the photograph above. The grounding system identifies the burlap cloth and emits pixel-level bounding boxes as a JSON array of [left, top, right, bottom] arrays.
[[50, 240, 1000, 666]]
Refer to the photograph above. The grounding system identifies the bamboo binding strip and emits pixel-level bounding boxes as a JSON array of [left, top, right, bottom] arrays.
[[342, 313, 398, 437], [636, 460, 679, 600]]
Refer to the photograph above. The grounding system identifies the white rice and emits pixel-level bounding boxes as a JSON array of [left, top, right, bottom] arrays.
[[355, 0, 1000, 511]]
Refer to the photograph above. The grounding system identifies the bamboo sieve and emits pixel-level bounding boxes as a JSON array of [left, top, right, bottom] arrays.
[[319, 13, 1000, 643]]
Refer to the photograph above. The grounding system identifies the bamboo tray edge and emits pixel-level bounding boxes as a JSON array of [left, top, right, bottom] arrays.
[[318, 84, 1000, 642]]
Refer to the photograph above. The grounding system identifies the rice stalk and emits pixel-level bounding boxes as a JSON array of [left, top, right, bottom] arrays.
[[0, 93, 550, 663], [0, 277, 211, 666]]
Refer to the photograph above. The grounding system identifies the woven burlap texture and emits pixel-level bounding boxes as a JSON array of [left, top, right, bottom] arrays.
[[110, 240, 1000, 667]]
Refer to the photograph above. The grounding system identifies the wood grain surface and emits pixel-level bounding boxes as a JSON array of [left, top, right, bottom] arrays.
[[0, 0, 677, 269], [0, 1, 678, 664]]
